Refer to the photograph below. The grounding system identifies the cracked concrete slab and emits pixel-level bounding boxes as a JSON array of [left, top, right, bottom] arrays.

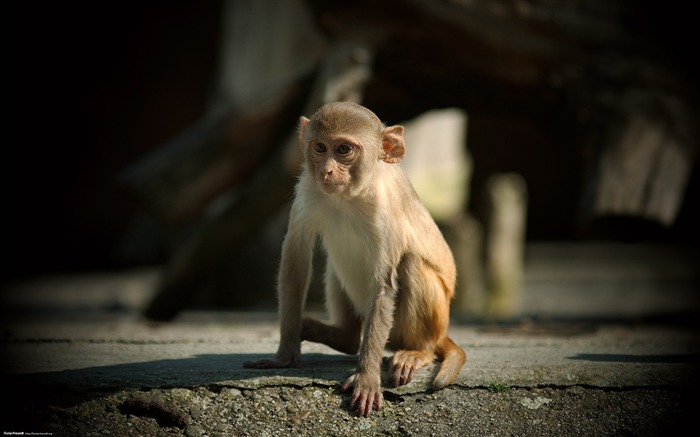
[[1, 244, 698, 436], [2, 311, 697, 395]]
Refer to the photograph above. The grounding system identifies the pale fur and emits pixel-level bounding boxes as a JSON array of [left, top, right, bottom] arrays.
[[244, 102, 466, 417]]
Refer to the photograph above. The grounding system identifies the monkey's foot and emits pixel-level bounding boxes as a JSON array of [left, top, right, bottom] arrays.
[[388, 350, 433, 387], [342, 373, 383, 417], [301, 317, 361, 355]]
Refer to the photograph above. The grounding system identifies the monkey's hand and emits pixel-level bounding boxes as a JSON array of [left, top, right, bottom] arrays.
[[243, 349, 300, 369], [342, 372, 383, 417]]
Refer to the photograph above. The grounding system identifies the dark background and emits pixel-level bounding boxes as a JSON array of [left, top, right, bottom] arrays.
[[2, 1, 698, 282], [1, 2, 222, 279]]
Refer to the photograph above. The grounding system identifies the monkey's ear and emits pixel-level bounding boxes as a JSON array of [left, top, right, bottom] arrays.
[[298, 116, 310, 152], [381, 125, 405, 163]]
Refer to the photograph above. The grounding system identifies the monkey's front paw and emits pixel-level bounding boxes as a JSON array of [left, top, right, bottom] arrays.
[[342, 373, 383, 417]]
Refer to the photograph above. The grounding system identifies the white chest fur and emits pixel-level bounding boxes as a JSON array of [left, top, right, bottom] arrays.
[[319, 206, 378, 315]]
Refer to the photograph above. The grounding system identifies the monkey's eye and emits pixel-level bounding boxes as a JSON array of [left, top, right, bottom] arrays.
[[313, 143, 326, 153], [336, 143, 352, 155]]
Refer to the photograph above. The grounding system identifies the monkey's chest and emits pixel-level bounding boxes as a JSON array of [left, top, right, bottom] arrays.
[[320, 219, 379, 314]]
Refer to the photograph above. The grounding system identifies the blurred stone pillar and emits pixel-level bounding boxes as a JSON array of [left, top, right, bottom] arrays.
[[483, 173, 527, 319]]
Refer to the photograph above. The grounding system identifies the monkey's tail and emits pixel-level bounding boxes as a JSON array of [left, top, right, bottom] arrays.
[[432, 336, 467, 390]]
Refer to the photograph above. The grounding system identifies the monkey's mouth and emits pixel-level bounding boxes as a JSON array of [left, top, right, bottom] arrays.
[[318, 181, 344, 193]]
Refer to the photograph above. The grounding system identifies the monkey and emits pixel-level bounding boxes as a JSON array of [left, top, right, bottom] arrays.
[[244, 102, 466, 417]]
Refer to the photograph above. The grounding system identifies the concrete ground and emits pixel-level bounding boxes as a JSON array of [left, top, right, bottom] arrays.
[[1, 243, 698, 436]]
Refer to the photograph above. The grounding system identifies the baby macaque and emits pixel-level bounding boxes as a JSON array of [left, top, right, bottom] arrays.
[[244, 102, 466, 417]]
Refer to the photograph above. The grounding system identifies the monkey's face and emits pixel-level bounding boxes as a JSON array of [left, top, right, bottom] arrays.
[[298, 102, 402, 198], [308, 137, 362, 194]]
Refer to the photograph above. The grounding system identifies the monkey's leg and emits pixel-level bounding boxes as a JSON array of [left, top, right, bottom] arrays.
[[388, 255, 450, 387], [302, 263, 361, 354]]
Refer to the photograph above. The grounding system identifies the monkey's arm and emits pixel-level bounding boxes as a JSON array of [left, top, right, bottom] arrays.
[[243, 205, 314, 369], [341, 268, 398, 417]]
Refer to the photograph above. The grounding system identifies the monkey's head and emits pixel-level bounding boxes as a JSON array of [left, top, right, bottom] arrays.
[[299, 102, 405, 197]]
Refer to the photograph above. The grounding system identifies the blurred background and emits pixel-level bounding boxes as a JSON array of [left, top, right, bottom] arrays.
[[1, 0, 698, 321]]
